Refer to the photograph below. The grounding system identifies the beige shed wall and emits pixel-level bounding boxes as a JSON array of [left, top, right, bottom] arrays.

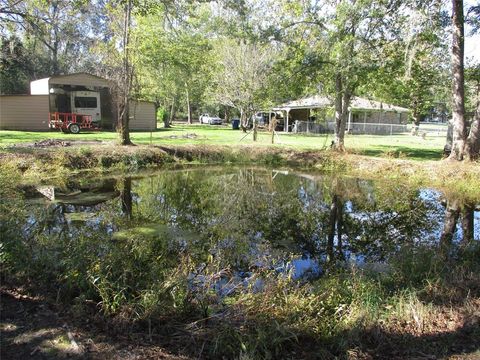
[[129, 101, 156, 131], [0, 95, 50, 130]]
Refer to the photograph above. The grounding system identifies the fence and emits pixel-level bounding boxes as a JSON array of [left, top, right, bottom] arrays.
[[292, 121, 329, 134], [293, 120, 447, 136], [343, 122, 408, 135]]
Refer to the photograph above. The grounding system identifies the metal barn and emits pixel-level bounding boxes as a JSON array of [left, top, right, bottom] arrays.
[[0, 73, 156, 131]]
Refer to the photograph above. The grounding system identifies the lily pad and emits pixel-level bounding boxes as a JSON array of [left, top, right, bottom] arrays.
[[55, 191, 119, 206], [112, 224, 196, 242], [64, 212, 97, 222]]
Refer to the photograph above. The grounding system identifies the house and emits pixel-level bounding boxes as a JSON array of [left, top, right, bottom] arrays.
[[0, 73, 156, 131], [273, 95, 410, 134]]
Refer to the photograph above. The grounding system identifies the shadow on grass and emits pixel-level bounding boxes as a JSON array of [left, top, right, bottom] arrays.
[[0, 290, 84, 360], [358, 145, 443, 161]]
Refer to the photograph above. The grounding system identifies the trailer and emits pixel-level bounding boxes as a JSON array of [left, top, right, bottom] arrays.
[[48, 90, 102, 133], [49, 112, 100, 134]]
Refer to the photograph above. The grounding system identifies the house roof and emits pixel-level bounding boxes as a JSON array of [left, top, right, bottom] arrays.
[[274, 95, 410, 113]]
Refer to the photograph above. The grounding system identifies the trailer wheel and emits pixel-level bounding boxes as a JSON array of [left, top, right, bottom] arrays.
[[68, 123, 81, 134]]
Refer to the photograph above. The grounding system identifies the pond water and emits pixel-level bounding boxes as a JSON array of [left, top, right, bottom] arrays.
[[19, 166, 479, 293]]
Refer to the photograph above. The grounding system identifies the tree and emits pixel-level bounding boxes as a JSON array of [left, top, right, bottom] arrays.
[[271, 0, 414, 151], [134, 5, 214, 127], [214, 41, 273, 140], [117, 0, 133, 145], [449, 0, 467, 160], [447, 0, 480, 160], [359, 6, 450, 128], [464, 64, 480, 159], [0, 0, 98, 76], [0, 35, 34, 94]]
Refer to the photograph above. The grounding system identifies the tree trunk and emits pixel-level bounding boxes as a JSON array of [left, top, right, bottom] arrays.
[[224, 108, 229, 123], [253, 118, 258, 141], [326, 195, 338, 264], [336, 199, 345, 260], [271, 116, 277, 144], [411, 105, 421, 127], [165, 97, 175, 128], [118, 0, 133, 146], [464, 103, 480, 160], [51, 2, 60, 75], [449, 0, 466, 160], [185, 85, 192, 125], [334, 74, 344, 151], [460, 204, 474, 246], [439, 199, 460, 256], [334, 75, 351, 152], [121, 177, 133, 220], [240, 108, 248, 132]]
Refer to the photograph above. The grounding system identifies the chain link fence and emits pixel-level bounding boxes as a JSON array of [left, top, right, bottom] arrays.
[[292, 120, 448, 137]]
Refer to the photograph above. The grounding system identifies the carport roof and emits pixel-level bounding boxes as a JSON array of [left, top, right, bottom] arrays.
[[273, 95, 409, 113], [30, 73, 113, 95]]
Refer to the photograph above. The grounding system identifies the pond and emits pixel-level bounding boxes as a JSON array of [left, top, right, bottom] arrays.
[[10, 167, 478, 295], [3, 164, 480, 359]]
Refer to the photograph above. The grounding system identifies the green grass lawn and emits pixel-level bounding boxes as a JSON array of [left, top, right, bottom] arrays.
[[0, 124, 446, 160]]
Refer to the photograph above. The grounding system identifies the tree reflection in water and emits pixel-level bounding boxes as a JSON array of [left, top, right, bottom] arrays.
[[24, 167, 478, 274]]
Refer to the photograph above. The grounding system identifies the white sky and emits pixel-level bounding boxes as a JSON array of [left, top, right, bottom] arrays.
[[465, 32, 480, 63], [464, 0, 480, 63]]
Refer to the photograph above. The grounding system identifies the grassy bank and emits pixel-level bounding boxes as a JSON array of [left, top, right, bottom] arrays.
[[0, 124, 447, 160], [0, 142, 479, 202]]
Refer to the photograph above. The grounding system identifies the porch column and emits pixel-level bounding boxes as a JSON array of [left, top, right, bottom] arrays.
[[347, 111, 352, 133], [285, 109, 290, 133]]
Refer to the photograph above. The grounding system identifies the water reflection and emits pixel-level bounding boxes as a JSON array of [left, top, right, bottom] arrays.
[[26, 167, 478, 277]]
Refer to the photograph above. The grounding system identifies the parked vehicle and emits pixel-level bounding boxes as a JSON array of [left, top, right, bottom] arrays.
[[71, 91, 101, 124], [49, 112, 99, 134], [49, 90, 102, 134], [199, 113, 223, 125]]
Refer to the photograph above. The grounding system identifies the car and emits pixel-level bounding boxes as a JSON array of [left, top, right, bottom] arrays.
[[199, 113, 223, 125]]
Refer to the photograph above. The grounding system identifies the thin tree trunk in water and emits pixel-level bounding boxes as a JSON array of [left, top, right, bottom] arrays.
[[336, 199, 345, 260], [460, 205, 474, 246], [186, 85, 192, 125], [118, 0, 133, 145], [449, 0, 466, 160], [439, 199, 460, 256], [327, 195, 338, 264], [121, 177, 133, 220]]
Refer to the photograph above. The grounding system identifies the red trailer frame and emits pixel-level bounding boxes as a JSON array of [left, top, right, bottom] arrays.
[[49, 112, 100, 134]]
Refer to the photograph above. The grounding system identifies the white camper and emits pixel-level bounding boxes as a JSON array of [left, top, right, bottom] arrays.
[[70, 91, 101, 123]]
